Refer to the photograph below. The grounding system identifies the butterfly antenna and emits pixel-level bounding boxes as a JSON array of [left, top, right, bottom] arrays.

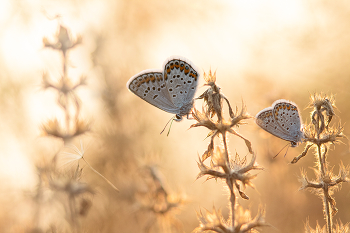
[[284, 144, 291, 157], [166, 118, 175, 136], [273, 143, 290, 158], [160, 116, 175, 135]]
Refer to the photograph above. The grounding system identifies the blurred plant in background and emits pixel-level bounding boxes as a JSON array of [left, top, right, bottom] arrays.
[[42, 24, 87, 142], [31, 23, 93, 233], [133, 160, 186, 233]]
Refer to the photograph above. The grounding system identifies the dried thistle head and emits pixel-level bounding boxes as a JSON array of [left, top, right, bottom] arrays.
[[134, 162, 186, 233], [49, 170, 94, 197], [197, 148, 262, 199], [191, 103, 251, 135], [191, 104, 252, 161], [299, 162, 349, 216], [42, 118, 90, 142], [42, 73, 86, 112], [43, 25, 82, 53], [194, 205, 267, 233], [235, 205, 267, 232], [197, 70, 234, 121], [309, 93, 336, 114], [293, 94, 344, 163], [303, 122, 344, 145], [309, 93, 336, 133], [203, 69, 217, 87], [193, 206, 227, 233], [305, 220, 349, 233]]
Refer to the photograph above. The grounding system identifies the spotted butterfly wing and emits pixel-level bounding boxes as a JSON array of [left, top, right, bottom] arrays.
[[163, 58, 199, 108], [256, 107, 293, 140], [127, 70, 178, 113], [127, 56, 199, 119], [256, 100, 303, 147], [272, 100, 303, 145]]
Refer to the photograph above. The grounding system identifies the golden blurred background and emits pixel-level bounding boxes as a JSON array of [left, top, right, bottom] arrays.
[[1, 0, 350, 232]]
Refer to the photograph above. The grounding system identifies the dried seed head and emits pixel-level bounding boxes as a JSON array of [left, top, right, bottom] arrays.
[[191, 107, 218, 131], [197, 70, 235, 121], [42, 118, 90, 142], [43, 25, 82, 52], [203, 69, 217, 86], [310, 93, 335, 112], [75, 119, 90, 136], [194, 205, 267, 233], [305, 219, 349, 233], [309, 93, 336, 128], [41, 72, 54, 90], [42, 118, 63, 138], [193, 206, 229, 233]]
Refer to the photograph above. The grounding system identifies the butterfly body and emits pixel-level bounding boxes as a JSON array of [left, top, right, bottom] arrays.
[[256, 99, 303, 147], [127, 56, 199, 121]]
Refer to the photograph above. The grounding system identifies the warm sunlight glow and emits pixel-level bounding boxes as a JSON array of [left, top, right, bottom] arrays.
[[0, 0, 11, 23], [226, 0, 306, 25], [0, 137, 35, 189], [0, 18, 56, 76], [0, 0, 350, 232]]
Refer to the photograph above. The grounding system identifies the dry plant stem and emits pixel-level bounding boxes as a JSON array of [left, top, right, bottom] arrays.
[[228, 179, 236, 230], [63, 50, 67, 77], [222, 133, 230, 165], [317, 144, 332, 233], [62, 51, 70, 131], [222, 132, 235, 227], [315, 106, 332, 233]]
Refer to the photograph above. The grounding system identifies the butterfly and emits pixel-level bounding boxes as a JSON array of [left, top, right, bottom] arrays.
[[255, 99, 304, 147], [127, 56, 200, 132]]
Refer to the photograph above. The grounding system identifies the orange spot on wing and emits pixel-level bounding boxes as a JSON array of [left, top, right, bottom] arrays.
[[189, 72, 198, 81], [137, 79, 145, 87]]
